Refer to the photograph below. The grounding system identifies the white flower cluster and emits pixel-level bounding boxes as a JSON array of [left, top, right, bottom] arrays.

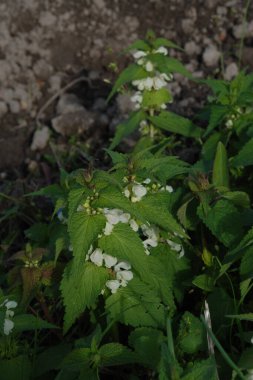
[[103, 208, 138, 235], [0, 299, 17, 335], [86, 246, 133, 294], [123, 177, 173, 203], [130, 46, 173, 110], [167, 238, 185, 258]]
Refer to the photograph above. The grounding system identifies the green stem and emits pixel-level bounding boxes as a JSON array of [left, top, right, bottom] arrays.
[[201, 316, 246, 380]]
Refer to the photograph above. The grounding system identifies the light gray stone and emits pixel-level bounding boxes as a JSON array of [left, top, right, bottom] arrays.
[[56, 93, 84, 115], [9, 100, 20, 114], [31, 126, 50, 151], [52, 110, 95, 136], [203, 45, 220, 67], [0, 101, 8, 117], [184, 41, 201, 56], [224, 63, 238, 80]]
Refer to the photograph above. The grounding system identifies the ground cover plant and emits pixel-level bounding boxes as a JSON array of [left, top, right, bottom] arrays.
[[1, 31, 253, 379]]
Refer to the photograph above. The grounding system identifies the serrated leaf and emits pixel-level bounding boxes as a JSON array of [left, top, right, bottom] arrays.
[[109, 110, 146, 149], [197, 200, 243, 247], [126, 40, 151, 52], [221, 191, 250, 208], [99, 343, 137, 366], [106, 278, 166, 328], [181, 358, 217, 380], [232, 138, 253, 167], [68, 212, 105, 261], [203, 105, 230, 137], [108, 64, 148, 101], [61, 262, 109, 332], [60, 348, 92, 371], [177, 312, 206, 354], [147, 54, 192, 79], [142, 88, 172, 108], [98, 223, 148, 276], [129, 327, 165, 370], [135, 193, 187, 238], [152, 38, 183, 51], [149, 111, 203, 138], [224, 227, 253, 264]]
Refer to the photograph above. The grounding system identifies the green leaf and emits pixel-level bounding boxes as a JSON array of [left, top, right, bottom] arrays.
[[149, 111, 203, 138], [138, 156, 189, 181], [203, 105, 230, 137], [106, 278, 166, 328], [232, 138, 253, 167], [0, 355, 32, 380], [240, 247, 253, 280], [224, 227, 253, 264], [226, 313, 253, 322], [60, 348, 92, 371], [99, 343, 137, 367], [197, 200, 243, 247], [177, 312, 206, 354], [152, 38, 183, 51], [98, 223, 148, 276], [135, 193, 187, 238], [238, 347, 253, 369], [126, 40, 151, 52], [108, 64, 148, 101], [192, 274, 215, 292], [148, 54, 192, 79], [68, 212, 105, 262], [61, 262, 109, 332], [142, 88, 172, 108], [181, 358, 217, 380], [221, 191, 250, 208], [212, 142, 229, 188], [129, 327, 165, 370], [33, 344, 71, 377], [13, 314, 58, 332], [109, 110, 146, 150]]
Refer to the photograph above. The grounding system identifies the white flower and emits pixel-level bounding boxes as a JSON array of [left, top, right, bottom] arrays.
[[116, 270, 133, 286], [155, 46, 168, 55], [131, 91, 143, 104], [143, 238, 158, 248], [160, 185, 173, 193], [124, 188, 130, 198], [132, 50, 147, 60], [103, 209, 130, 225], [106, 280, 121, 294], [103, 222, 114, 236], [137, 58, 145, 65], [178, 246, 185, 259], [160, 103, 167, 109], [90, 248, 104, 267], [143, 77, 153, 90], [132, 183, 147, 202], [226, 119, 233, 128], [4, 319, 14, 335], [140, 120, 148, 129], [114, 261, 131, 272], [103, 254, 117, 268], [77, 204, 84, 212], [145, 61, 154, 72], [5, 301, 17, 310], [142, 224, 159, 241], [167, 239, 181, 252], [153, 76, 167, 90], [129, 219, 139, 231], [143, 178, 151, 184]]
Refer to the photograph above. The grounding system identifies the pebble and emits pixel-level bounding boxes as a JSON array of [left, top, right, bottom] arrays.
[[224, 63, 238, 81], [116, 94, 134, 115], [31, 126, 50, 151], [184, 41, 201, 56], [51, 110, 95, 136], [56, 93, 85, 114], [9, 100, 20, 114], [203, 45, 220, 67]]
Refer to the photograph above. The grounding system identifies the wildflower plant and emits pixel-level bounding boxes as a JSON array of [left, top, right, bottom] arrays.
[[1, 32, 253, 379]]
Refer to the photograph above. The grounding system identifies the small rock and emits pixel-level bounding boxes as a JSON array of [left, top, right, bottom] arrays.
[[49, 75, 62, 93], [224, 63, 238, 80], [56, 93, 84, 114], [184, 41, 201, 56], [0, 101, 8, 117], [203, 45, 220, 67], [92, 98, 107, 112], [9, 100, 20, 114], [33, 59, 53, 80], [117, 94, 134, 115], [27, 160, 38, 173], [52, 110, 95, 136], [31, 126, 50, 151], [98, 113, 109, 127], [181, 19, 194, 34], [39, 11, 57, 27]]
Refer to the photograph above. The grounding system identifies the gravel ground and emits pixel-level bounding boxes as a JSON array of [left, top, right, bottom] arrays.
[[0, 0, 253, 175]]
